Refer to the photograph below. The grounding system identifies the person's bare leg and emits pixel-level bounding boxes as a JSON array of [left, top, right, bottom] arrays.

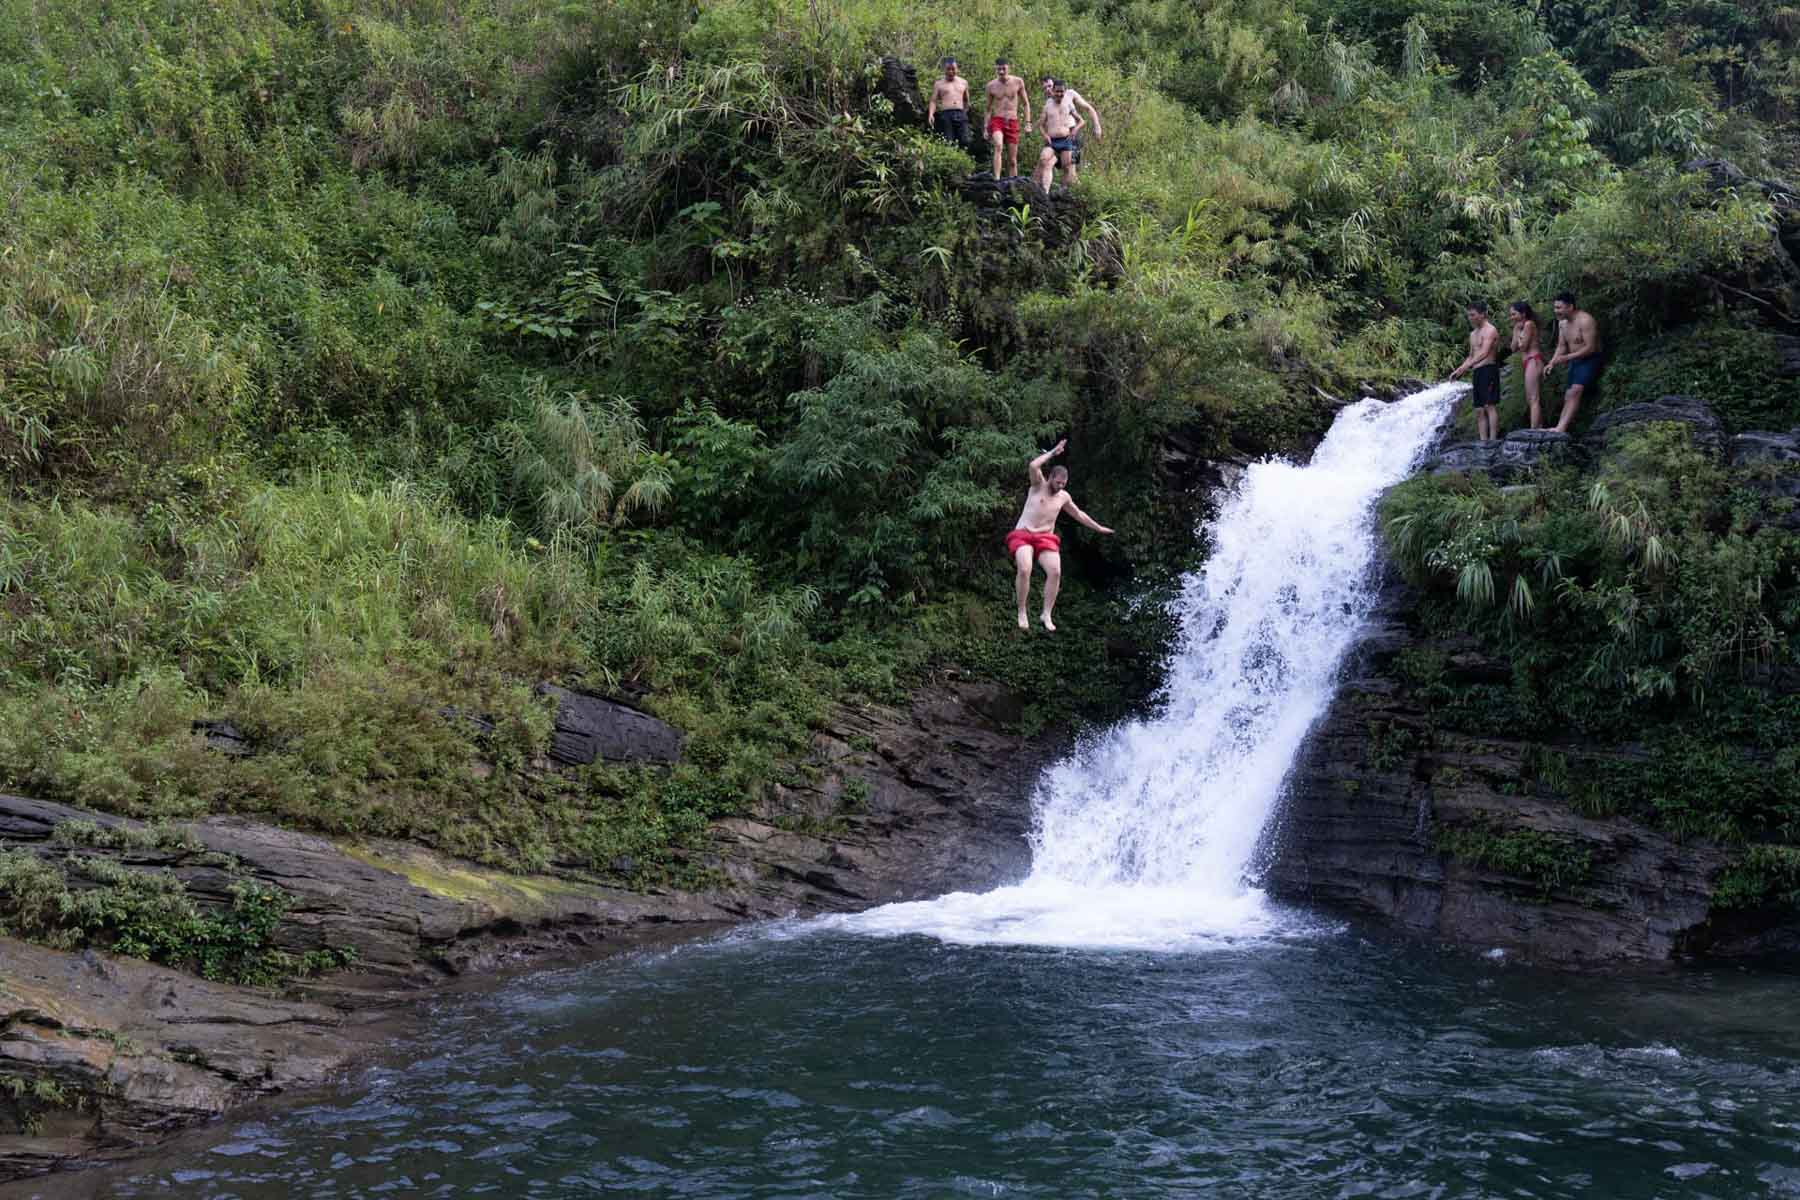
[[1485, 406, 1499, 440], [1553, 384, 1584, 434], [1038, 551, 1062, 631], [1013, 545, 1034, 629], [1033, 148, 1054, 190], [1060, 150, 1076, 186], [1007, 140, 1019, 177], [991, 130, 1003, 178], [1525, 361, 1542, 430]]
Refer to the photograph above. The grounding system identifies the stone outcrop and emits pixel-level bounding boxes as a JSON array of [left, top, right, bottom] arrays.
[[1729, 428, 1800, 530], [877, 56, 926, 126], [0, 680, 1048, 1181], [1429, 429, 1584, 481], [1261, 575, 1745, 964], [534, 685, 684, 766], [1584, 394, 1727, 456]]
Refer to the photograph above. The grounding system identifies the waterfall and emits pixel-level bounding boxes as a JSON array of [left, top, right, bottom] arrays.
[[835, 384, 1463, 949]]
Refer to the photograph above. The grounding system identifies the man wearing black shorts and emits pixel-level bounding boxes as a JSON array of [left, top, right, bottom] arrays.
[[926, 58, 970, 147], [1450, 301, 1503, 441]]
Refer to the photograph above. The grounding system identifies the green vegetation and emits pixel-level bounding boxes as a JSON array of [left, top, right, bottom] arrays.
[[2, 0, 1794, 883], [1434, 815, 1595, 899], [0, 845, 356, 984], [1713, 844, 1800, 911], [1384, 423, 1800, 900], [1, 1072, 82, 1136]]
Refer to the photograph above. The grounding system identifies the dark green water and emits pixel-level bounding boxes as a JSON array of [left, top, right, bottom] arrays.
[[58, 919, 1800, 1199]]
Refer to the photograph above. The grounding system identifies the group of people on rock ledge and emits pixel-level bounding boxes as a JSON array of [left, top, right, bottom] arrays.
[[1450, 293, 1603, 441], [926, 57, 1104, 191]]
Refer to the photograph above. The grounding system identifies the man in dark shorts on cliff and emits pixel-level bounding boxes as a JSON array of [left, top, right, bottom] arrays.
[[1449, 301, 1503, 441], [1033, 78, 1102, 189], [983, 57, 1030, 179], [1546, 291, 1603, 434], [1008, 439, 1114, 632], [926, 58, 970, 147]]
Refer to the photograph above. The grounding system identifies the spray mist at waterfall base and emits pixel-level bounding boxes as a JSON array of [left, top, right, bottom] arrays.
[[832, 383, 1463, 951]]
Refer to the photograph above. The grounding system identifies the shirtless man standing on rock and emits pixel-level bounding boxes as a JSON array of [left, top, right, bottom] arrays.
[[1007, 439, 1113, 632], [1449, 301, 1502, 442], [1546, 291, 1603, 434], [1033, 78, 1102, 189], [926, 58, 970, 147], [983, 57, 1030, 179]]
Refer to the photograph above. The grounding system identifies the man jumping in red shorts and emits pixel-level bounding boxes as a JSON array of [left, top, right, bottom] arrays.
[[1007, 439, 1113, 631], [983, 57, 1030, 179]]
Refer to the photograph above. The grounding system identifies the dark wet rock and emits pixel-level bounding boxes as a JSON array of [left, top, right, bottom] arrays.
[[1729, 429, 1800, 530], [1584, 395, 1725, 457], [1262, 569, 1770, 966], [1776, 335, 1800, 378], [191, 719, 252, 757], [1429, 429, 1584, 482], [1730, 429, 1800, 466], [534, 684, 685, 767], [877, 56, 925, 126], [0, 679, 1048, 1180], [959, 170, 1051, 209]]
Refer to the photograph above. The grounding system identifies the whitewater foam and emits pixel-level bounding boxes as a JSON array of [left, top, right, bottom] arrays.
[[833, 383, 1463, 950]]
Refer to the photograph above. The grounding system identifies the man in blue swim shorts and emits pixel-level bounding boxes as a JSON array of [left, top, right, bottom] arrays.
[[1546, 291, 1603, 433], [1032, 78, 1102, 189]]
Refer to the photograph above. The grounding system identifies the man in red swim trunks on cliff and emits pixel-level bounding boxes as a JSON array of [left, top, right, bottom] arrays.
[[983, 57, 1031, 179], [1007, 439, 1114, 632]]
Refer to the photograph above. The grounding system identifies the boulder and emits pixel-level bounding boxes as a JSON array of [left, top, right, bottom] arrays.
[[876, 57, 925, 126], [1583, 395, 1726, 457], [1729, 429, 1800, 530], [958, 171, 1052, 209], [534, 685, 684, 767], [1429, 429, 1583, 482], [1776, 335, 1800, 378], [1730, 429, 1800, 467], [191, 719, 252, 757]]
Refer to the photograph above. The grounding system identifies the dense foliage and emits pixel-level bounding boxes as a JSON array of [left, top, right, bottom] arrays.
[[2, 0, 1795, 882], [1384, 423, 1800, 905]]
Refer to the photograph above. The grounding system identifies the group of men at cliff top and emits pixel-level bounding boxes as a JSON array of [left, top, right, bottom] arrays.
[[1450, 294, 1603, 441], [926, 57, 1103, 191]]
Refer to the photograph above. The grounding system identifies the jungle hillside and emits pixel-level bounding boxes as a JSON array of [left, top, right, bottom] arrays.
[[2, 0, 1797, 888]]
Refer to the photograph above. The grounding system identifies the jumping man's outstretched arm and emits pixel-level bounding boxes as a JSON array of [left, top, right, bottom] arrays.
[[1029, 438, 1066, 485], [1063, 497, 1113, 535]]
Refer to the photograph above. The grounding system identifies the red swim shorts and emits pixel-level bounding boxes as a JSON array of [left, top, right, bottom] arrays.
[[1005, 529, 1061, 557], [986, 116, 1020, 146]]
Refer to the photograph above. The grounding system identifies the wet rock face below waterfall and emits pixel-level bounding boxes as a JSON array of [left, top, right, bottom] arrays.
[[1263, 576, 1795, 966]]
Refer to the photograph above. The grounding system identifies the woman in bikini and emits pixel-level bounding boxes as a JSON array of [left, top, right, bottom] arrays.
[[1509, 301, 1545, 430]]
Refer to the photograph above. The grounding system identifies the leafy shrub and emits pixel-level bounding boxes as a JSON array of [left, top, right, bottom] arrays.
[[0, 847, 353, 985]]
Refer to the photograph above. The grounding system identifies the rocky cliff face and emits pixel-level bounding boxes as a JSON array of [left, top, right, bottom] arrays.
[[1261, 572, 1748, 963], [0, 679, 1047, 1181], [1263, 405, 1800, 966]]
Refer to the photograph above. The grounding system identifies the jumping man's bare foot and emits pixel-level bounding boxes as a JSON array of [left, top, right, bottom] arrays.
[[1017, 611, 1030, 631], [1040, 612, 1056, 632]]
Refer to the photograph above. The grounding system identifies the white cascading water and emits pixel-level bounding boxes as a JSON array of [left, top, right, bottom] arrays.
[[833, 383, 1464, 950]]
